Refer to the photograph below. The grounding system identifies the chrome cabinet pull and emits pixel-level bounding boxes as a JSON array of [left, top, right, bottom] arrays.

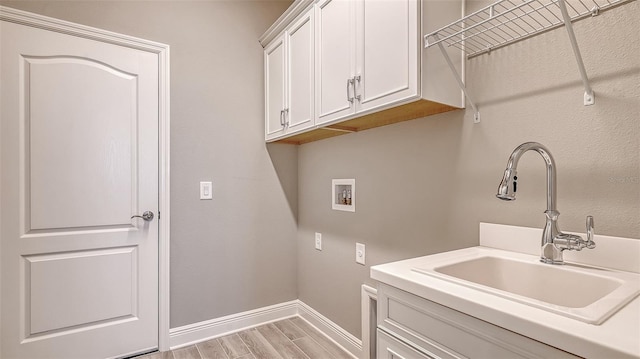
[[284, 108, 290, 126], [131, 211, 154, 221], [279, 109, 285, 126], [346, 78, 354, 103]]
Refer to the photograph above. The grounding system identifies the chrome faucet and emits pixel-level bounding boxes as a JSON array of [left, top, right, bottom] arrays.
[[496, 142, 596, 265]]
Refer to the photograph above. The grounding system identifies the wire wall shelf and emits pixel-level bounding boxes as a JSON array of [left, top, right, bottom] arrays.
[[423, 0, 635, 121], [425, 0, 634, 58]]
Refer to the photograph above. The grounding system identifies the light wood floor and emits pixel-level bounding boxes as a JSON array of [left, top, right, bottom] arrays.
[[139, 317, 354, 359]]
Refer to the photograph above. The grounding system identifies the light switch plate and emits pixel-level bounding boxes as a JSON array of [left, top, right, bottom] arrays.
[[200, 181, 212, 200]]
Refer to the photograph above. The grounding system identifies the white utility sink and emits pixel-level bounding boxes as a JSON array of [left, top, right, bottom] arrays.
[[412, 250, 640, 324]]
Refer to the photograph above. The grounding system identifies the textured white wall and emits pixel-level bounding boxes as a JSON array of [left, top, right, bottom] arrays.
[[297, 1, 639, 338]]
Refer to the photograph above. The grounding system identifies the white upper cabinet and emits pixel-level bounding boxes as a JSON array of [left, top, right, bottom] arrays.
[[316, 0, 418, 126], [264, 35, 286, 140], [356, 0, 418, 113], [265, 9, 314, 141], [261, 0, 463, 144], [287, 11, 314, 133], [315, 0, 356, 125]]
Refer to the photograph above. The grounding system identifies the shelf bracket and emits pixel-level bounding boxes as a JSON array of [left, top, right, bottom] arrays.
[[557, 0, 595, 106], [431, 34, 480, 123], [324, 125, 357, 133]]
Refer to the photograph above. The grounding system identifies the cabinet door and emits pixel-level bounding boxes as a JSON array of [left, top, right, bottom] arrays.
[[378, 284, 581, 359], [355, 0, 419, 112], [286, 10, 314, 133], [265, 35, 286, 141], [377, 330, 435, 359], [315, 0, 356, 125]]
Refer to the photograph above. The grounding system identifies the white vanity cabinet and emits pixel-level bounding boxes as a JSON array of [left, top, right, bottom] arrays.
[[377, 284, 580, 359], [264, 9, 314, 141], [377, 329, 431, 359], [315, 0, 419, 126]]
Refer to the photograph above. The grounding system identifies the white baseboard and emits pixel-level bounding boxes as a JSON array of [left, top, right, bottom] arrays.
[[168, 300, 363, 359], [169, 300, 298, 349], [297, 301, 362, 358]]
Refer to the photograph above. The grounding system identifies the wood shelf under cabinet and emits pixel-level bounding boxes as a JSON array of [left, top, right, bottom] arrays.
[[274, 99, 459, 145]]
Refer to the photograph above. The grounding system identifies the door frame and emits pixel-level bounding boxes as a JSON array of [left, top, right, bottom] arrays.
[[0, 5, 172, 353]]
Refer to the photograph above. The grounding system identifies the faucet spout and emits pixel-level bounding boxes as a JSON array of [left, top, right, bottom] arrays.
[[496, 142, 595, 265], [496, 142, 557, 212]]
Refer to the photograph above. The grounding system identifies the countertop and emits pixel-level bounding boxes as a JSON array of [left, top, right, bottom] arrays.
[[370, 223, 640, 358]]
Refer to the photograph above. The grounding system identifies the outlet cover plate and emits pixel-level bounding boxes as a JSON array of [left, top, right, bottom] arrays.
[[356, 242, 365, 265], [315, 232, 322, 251]]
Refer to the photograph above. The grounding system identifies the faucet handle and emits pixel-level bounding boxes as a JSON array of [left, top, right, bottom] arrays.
[[585, 215, 596, 249]]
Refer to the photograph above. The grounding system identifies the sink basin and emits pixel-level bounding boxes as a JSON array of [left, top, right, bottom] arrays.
[[412, 251, 640, 324]]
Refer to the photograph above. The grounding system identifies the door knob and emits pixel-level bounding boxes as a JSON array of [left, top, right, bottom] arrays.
[[131, 211, 154, 221]]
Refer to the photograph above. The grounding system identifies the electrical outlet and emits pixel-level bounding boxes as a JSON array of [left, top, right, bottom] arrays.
[[315, 232, 322, 251], [356, 243, 365, 265]]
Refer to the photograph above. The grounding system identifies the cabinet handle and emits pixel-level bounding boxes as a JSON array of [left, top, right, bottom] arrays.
[[353, 75, 361, 102], [347, 78, 355, 103], [279, 109, 285, 127]]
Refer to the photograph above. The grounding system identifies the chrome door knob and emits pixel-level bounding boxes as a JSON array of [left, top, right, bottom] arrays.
[[131, 211, 154, 221]]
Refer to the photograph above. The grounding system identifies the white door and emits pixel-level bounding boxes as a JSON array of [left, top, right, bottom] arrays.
[[315, 0, 356, 125], [1, 17, 159, 359], [355, 0, 419, 113], [265, 35, 286, 141], [285, 9, 314, 134]]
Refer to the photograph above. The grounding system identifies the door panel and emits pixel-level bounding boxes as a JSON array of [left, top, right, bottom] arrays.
[[26, 247, 137, 335], [1, 18, 159, 359], [27, 57, 137, 230]]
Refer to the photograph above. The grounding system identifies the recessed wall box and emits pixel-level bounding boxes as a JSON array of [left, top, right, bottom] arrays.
[[332, 179, 355, 212]]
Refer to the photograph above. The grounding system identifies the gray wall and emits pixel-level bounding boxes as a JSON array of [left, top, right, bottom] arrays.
[[297, 1, 639, 338], [3, 0, 638, 344], [0, 0, 298, 328]]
